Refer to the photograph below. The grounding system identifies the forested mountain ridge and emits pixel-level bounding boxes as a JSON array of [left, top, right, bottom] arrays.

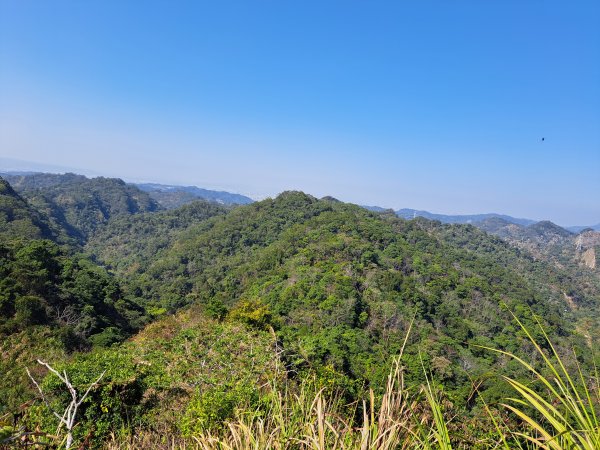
[[0, 176, 150, 413], [0, 176, 56, 241], [386, 205, 600, 283], [1, 172, 160, 243], [1, 172, 88, 190], [92, 191, 596, 405], [477, 218, 573, 244], [85, 200, 229, 283], [477, 216, 600, 274]]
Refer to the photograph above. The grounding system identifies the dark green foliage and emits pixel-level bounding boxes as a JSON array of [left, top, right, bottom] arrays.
[[0, 238, 142, 338], [0, 177, 57, 241], [14, 295, 47, 326], [0, 238, 146, 412], [85, 199, 228, 277], [4, 173, 160, 243]]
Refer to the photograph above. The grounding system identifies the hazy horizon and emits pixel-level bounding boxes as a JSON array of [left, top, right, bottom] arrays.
[[1, 156, 597, 228], [1, 1, 599, 225]]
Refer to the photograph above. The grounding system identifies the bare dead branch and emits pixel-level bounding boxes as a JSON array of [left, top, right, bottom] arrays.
[[26, 360, 105, 450]]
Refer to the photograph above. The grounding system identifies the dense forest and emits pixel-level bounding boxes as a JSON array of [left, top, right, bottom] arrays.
[[0, 173, 598, 449]]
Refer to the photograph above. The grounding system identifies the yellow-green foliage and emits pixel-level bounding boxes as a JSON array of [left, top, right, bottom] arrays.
[[227, 298, 273, 329]]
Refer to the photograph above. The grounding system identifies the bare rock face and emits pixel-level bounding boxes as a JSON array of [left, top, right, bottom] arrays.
[[474, 219, 600, 275], [582, 247, 596, 269], [576, 230, 600, 248], [575, 231, 600, 270]]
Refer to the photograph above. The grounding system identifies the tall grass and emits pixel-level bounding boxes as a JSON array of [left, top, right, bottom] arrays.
[[182, 357, 421, 450], [103, 358, 417, 449], [419, 367, 453, 450], [480, 312, 599, 450]]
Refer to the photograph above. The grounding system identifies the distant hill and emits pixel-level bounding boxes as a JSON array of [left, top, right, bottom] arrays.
[[362, 205, 389, 213], [476, 216, 600, 275], [1, 172, 88, 190], [567, 223, 600, 233], [395, 208, 537, 226], [476, 217, 573, 246], [365, 204, 599, 275], [365, 204, 598, 234], [2, 172, 160, 242], [135, 182, 254, 208], [0, 176, 56, 241]]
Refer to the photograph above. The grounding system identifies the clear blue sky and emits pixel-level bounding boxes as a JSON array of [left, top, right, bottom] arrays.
[[1, 1, 599, 225]]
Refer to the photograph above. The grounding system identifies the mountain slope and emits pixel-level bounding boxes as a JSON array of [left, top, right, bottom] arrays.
[[0, 176, 152, 412], [8, 303, 279, 442], [2, 186, 598, 446], [99, 192, 595, 405], [0, 176, 56, 241], [2, 173, 160, 243], [86, 200, 229, 281], [476, 218, 574, 247], [476, 217, 600, 274], [0, 238, 148, 412]]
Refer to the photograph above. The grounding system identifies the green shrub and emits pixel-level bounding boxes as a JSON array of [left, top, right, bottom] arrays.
[[228, 298, 272, 329], [181, 382, 258, 435]]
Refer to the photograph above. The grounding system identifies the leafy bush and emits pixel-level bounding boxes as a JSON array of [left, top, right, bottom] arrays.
[[181, 382, 258, 435], [228, 298, 273, 329]]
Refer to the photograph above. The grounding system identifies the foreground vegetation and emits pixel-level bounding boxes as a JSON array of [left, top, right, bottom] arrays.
[[1, 174, 599, 448], [2, 312, 598, 449]]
